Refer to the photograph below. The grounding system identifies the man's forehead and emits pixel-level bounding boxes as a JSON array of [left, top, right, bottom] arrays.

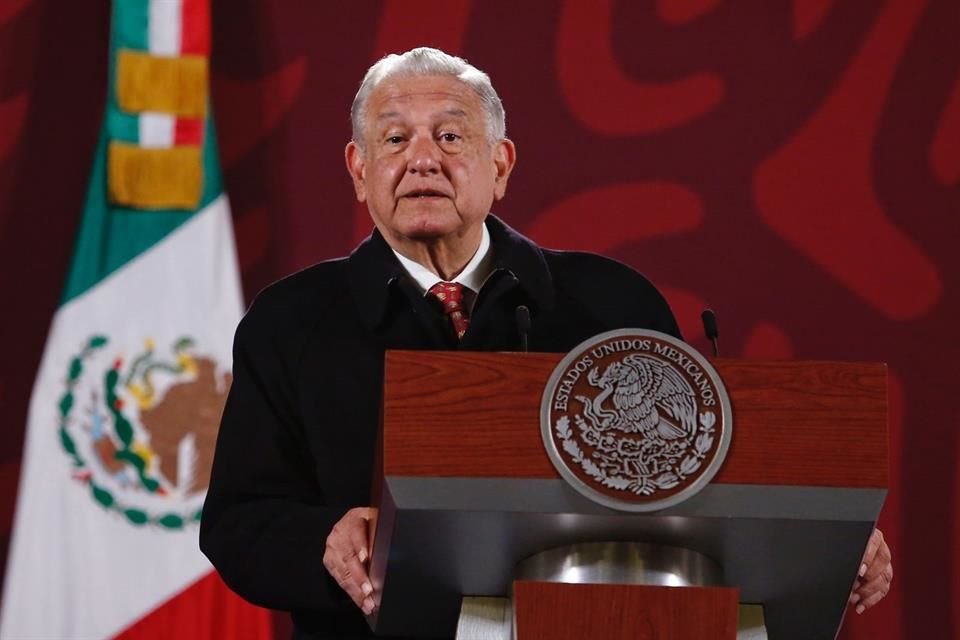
[[376, 107, 470, 122], [368, 76, 481, 116]]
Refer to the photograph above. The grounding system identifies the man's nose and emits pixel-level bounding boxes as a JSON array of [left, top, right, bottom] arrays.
[[407, 136, 441, 174]]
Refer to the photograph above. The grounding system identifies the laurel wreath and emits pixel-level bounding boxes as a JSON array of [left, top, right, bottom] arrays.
[[57, 335, 203, 529], [555, 411, 717, 496]]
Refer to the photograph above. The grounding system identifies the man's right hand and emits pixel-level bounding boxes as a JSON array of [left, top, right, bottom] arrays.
[[323, 507, 378, 614]]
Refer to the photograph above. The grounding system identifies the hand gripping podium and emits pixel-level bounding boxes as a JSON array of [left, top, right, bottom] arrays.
[[365, 350, 888, 639]]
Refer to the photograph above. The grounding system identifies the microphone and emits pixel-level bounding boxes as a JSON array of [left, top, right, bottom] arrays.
[[515, 305, 531, 352], [701, 309, 719, 357]]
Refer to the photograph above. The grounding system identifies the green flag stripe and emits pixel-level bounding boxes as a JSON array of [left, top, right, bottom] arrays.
[[113, 0, 149, 53], [107, 111, 140, 144]]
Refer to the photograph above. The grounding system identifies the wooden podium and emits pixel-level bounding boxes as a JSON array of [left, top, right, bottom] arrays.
[[365, 351, 888, 639]]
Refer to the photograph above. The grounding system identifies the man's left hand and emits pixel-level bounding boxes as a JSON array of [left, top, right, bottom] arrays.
[[849, 528, 893, 614]]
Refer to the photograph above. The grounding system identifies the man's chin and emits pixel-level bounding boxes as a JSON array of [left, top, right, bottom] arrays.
[[395, 210, 464, 240]]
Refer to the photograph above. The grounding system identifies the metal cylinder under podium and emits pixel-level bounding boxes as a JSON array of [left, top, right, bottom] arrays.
[[514, 542, 724, 588]]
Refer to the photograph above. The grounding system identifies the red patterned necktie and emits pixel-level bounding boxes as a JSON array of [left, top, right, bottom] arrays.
[[428, 282, 470, 340]]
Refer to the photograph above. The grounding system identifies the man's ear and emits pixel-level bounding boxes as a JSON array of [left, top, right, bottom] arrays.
[[345, 141, 367, 202], [492, 138, 517, 201]]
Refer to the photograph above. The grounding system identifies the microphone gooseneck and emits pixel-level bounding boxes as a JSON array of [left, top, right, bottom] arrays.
[[515, 305, 531, 352], [701, 309, 719, 357]]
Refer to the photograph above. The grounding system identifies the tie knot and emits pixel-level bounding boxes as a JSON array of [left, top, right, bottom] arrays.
[[428, 282, 470, 339], [428, 281, 466, 311]]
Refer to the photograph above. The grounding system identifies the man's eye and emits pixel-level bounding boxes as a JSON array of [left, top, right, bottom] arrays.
[[439, 133, 461, 143], [386, 135, 404, 144]]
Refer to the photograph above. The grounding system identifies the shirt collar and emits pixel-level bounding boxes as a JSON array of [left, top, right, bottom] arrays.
[[391, 223, 493, 295], [347, 214, 555, 331]]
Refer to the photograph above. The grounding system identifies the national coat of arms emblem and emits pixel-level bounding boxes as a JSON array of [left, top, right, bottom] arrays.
[[57, 335, 230, 529], [541, 329, 732, 511]]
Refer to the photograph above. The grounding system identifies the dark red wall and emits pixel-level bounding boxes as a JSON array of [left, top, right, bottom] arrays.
[[1, 1, 958, 637]]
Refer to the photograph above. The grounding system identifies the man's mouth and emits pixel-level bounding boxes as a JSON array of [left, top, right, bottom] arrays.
[[403, 189, 448, 199]]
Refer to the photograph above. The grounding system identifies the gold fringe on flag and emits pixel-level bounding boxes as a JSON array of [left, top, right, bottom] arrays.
[[108, 142, 203, 209], [116, 49, 208, 118]]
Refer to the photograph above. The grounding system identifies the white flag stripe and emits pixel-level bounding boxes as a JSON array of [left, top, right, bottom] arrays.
[[0, 196, 243, 639], [148, 0, 182, 56], [139, 112, 176, 148]]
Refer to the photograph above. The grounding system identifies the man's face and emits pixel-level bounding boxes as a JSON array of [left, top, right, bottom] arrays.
[[346, 74, 515, 248]]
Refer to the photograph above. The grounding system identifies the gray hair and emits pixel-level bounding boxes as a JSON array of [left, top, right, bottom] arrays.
[[350, 47, 506, 149]]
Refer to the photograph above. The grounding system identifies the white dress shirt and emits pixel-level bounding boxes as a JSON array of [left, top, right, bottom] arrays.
[[391, 222, 494, 312]]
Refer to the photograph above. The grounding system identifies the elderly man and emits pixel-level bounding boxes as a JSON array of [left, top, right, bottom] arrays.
[[200, 47, 891, 639]]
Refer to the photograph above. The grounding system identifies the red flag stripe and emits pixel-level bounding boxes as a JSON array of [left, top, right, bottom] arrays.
[[179, 0, 209, 56], [174, 117, 204, 145], [112, 570, 273, 640]]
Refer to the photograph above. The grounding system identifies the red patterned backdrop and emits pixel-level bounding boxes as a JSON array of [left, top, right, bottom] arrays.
[[1, 1, 958, 637]]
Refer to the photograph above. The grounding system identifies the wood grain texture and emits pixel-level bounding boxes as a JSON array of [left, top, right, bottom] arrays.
[[382, 351, 888, 488], [512, 581, 738, 640]]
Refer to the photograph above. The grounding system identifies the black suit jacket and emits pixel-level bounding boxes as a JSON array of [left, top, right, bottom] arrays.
[[200, 215, 681, 639]]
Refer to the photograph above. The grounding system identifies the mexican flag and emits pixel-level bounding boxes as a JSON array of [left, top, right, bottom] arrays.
[[0, 1, 272, 638]]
